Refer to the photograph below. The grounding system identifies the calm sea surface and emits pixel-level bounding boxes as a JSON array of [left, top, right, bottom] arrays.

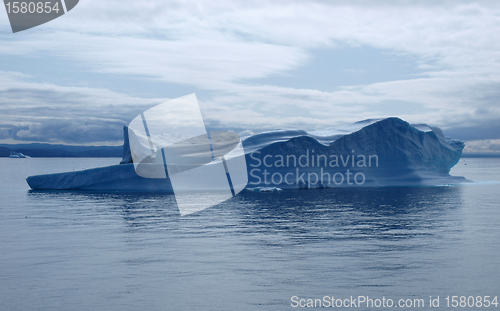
[[1, 157, 499, 310]]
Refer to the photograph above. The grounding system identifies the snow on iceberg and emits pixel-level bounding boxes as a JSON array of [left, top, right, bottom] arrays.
[[26, 117, 466, 191]]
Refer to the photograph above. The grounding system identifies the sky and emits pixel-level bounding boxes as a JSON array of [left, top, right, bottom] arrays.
[[0, 0, 499, 154]]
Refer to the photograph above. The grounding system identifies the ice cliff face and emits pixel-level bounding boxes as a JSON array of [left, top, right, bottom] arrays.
[[26, 117, 466, 190]]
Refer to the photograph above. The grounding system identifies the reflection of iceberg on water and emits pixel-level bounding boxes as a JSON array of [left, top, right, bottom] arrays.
[[26, 94, 468, 214]]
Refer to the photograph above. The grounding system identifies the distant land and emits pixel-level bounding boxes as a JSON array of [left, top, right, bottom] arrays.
[[0, 143, 499, 158], [0, 143, 123, 158]]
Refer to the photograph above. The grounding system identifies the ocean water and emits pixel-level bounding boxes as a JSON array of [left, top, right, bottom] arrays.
[[0, 157, 499, 310]]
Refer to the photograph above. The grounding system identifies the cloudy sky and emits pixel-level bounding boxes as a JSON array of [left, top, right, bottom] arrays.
[[0, 0, 499, 153]]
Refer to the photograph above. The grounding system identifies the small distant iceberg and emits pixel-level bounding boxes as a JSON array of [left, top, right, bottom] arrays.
[[27, 117, 467, 191], [10, 151, 31, 158], [246, 187, 283, 192]]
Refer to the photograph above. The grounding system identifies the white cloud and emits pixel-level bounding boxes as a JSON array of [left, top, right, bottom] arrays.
[[464, 139, 500, 154], [1, 0, 500, 145]]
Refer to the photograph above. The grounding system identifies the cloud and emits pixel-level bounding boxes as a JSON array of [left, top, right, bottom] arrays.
[[12, 120, 122, 143], [1, 0, 500, 143], [463, 139, 500, 154], [0, 72, 166, 144], [444, 122, 500, 141]]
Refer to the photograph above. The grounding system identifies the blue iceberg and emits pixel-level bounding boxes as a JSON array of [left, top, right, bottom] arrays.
[[243, 118, 466, 188], [26, 117, 466, 191]]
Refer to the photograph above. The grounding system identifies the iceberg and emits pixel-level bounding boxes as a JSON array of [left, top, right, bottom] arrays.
[[10, 151, 31, 158], [244, 118, 466, 188], [246, 187, 283, 192], [26, 117, 467, 191]]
